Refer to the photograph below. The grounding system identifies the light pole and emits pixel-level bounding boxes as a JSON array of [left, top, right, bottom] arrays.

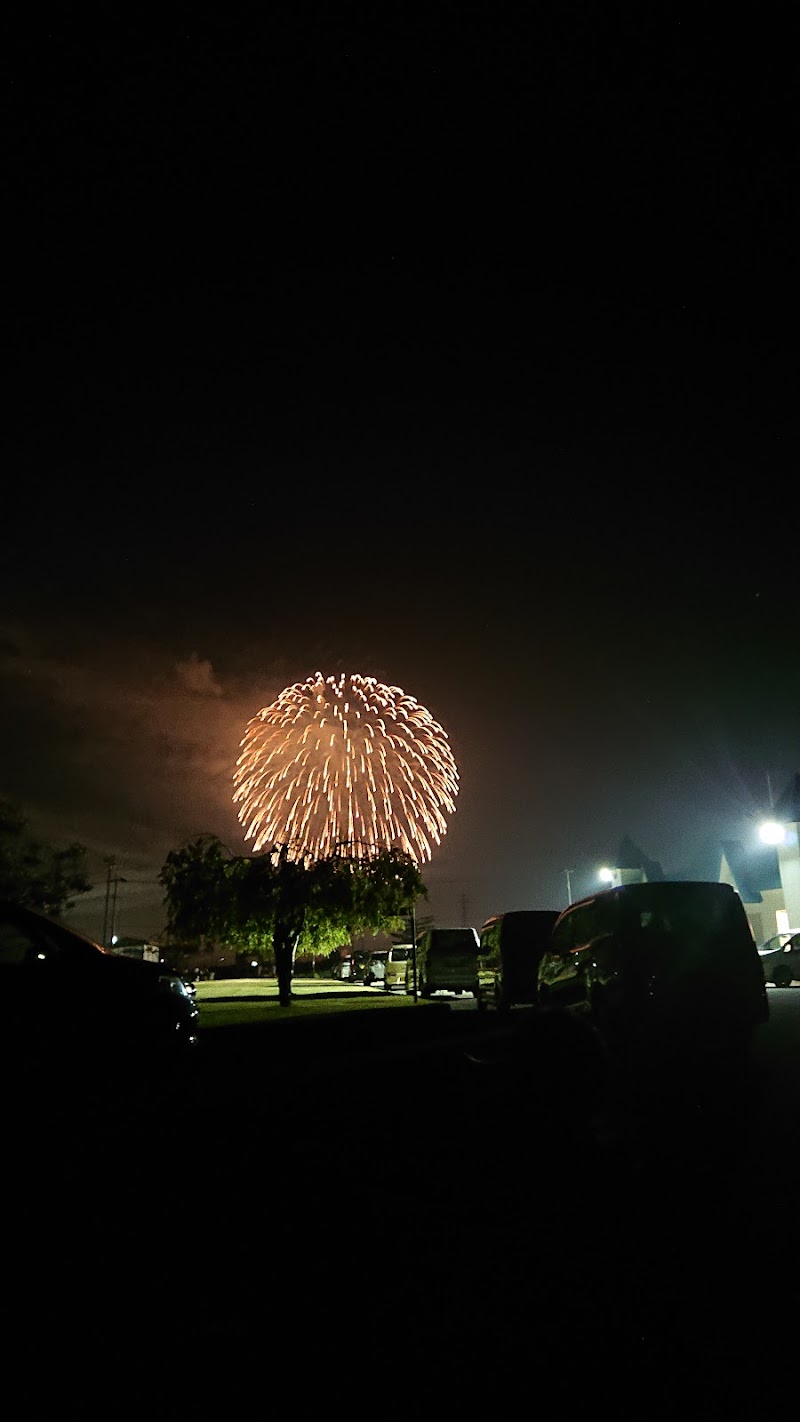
[[564, 869, 574, 906], [103, 870, 127, 948], [409, 900, 419, 1002], [102, 857, 115, 946]]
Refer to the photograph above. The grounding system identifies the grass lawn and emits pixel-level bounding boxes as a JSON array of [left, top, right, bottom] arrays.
[[193, 977, 436, 1029]]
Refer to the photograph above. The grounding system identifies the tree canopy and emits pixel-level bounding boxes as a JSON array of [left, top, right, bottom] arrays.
[[0, 798, 92, 915], [159, 835, 428, 1005]]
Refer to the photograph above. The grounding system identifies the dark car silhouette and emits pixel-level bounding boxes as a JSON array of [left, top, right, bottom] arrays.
[[0, 900, 199, 1082], [538, 880, 768, 1060], [758, 929, 800, 987], [476, 909, 560, 1011]]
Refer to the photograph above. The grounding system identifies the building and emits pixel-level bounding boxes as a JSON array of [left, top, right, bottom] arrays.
[[717, 773, 800, 942], [110, 936, 163, 964], [604, 836, 664, 888], [600, 772, 800, 945], [717, 842, 783, 947]]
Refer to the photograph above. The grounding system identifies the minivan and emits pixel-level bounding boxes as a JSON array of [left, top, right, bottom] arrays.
[[407, 927, 480, 997], [383, 942, 412, 992], [537, 880, 769, 1057], [476, 909, 560, 1011]]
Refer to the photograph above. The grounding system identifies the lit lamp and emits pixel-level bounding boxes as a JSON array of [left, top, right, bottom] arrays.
[[759, 820, 786, 846], [599, 866, 616, 885]]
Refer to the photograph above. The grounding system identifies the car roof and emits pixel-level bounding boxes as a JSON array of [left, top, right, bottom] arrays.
[[0, 899, 109, 954], [556, 880, 739, 918], [480, 909, 559, 930]]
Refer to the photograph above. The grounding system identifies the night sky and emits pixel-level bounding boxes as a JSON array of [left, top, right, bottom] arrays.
[[6, 8, 799, 942]]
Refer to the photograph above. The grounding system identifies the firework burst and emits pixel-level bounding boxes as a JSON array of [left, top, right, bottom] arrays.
[[233, 672, 459, 862]]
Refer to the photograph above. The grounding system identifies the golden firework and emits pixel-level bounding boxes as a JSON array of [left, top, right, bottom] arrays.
[[233, 672, 459, 862]]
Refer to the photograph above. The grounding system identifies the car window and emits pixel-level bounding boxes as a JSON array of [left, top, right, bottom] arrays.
[[430, 930, 478, 950], [160, 975, 188, 996], [553, 898, 612, 952], [0, 922, 36, 967], [479, 920, 501, 954]]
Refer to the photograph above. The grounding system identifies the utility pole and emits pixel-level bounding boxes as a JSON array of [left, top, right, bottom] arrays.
[[102, 857, 115, 946], [109, 875, 127, 945], [102, 857, 127, 947], [409, 901, 418, 1002], [564, 869, 574, 907]]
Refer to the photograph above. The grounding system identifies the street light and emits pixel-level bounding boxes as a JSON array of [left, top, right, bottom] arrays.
[[760, 820, 786, 846], [599, 866, 616, 884]]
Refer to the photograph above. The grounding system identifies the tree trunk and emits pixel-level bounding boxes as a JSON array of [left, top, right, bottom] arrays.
[[274, 920, 301, 1007]]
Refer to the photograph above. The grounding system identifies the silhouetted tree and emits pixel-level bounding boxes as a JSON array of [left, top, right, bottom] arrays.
[[159, 835, 427, 1007], [0, 798, 91, 914]]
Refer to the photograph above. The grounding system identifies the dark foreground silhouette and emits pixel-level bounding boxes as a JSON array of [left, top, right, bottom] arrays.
[[4, 1004, 790, 1410]]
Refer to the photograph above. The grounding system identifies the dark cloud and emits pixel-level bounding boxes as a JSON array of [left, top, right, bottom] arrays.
[[5, 8, 799, 940], [175, 654, 223, 699]]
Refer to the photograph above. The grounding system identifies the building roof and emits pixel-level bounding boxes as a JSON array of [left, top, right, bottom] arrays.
[[773, 771, 800, 823], [611, 771, 800, 895], [614, 836, 664, 880], [719, 839, 782, 905]]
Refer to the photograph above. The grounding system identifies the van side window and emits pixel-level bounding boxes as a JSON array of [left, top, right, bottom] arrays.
[[552, 914, 577, 952], [479, 921, 501, 956], [554, 899, 610, 951]]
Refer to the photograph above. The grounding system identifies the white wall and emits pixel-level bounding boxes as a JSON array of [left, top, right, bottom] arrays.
[[777, 823, 800, 927]]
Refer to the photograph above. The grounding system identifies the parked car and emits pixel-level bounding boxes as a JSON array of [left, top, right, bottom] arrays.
[[476, 909, 560, 1011], [332, 956, 355, 981], [537, 880, 769, 1059], [160, 969, 198, 1009], [383, 942, 412, 992], [758, 930, 800, 987], [158, 966, 198, 1003], [407, 927, 480, 997], [363, 950, 387, 986], [0, 900, 200, 1079]]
